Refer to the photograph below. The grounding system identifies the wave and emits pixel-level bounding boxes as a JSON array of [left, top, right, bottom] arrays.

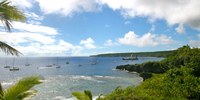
[[1, 81, 14, 87], [53, 96, 75, 100]]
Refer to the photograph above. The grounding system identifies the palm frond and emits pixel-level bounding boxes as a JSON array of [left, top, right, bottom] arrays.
[[84, 90, 92, 100], [16, 90, 37, 100], [3, 76, 42, 100], [0, 41, 21, 56], [72, 90, 92, 100], [0, 0, 26, 32]]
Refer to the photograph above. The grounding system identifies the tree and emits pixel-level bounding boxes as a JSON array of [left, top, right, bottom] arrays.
[[0, 76, 42, 100], [0, 0, 26, 56]]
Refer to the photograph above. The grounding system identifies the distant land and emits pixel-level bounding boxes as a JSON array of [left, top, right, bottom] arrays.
[[91, 50, 175, 57]]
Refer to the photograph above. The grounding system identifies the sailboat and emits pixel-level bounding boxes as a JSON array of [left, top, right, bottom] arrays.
[[55, 57, 61, 68], [90, 57, 98, 65], [25, 57, 30, 66], [91, 60, 98, 65], [4, 58, 11, 68], [122, 54, 138, 60], [9, 57, 19, 71], [46, 57, 53, 67]]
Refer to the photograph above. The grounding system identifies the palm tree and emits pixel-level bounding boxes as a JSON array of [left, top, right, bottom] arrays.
[[0, 0, 26, 56], [0, 76, 42, 100]]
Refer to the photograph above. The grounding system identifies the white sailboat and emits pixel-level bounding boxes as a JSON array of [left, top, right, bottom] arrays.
[[25, 57, 30, 66], [9, 57, 19, 71], [56, 57, 61, 68], [4, 58, 11, 68]]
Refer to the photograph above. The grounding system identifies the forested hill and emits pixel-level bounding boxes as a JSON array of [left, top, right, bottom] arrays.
[[92, 50, 175, 57]]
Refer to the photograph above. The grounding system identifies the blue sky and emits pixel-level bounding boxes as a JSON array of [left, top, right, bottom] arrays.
[[0, 0, 200, 56]]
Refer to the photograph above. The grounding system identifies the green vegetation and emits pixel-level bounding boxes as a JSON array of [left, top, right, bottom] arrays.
[[72, 90, 93, 100], [75, 46, 200, 99], [116, 45, 200, 80], [100, 45, 200, 99], [0, 76, 42, 100], [92, 50, 175, 57], [72, 90, 102, 100]]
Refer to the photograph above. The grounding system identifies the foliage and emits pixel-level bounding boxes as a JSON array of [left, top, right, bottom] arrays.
[[0, 0, 25, 31], [99, 46, 200, 99], [102, 66, 200, 100], [99, 86, 136, 100], [0, 76, 42, 100], [72, 90, 93, 100], [92, 50, 175, 57], [0, 41, 22, 56]]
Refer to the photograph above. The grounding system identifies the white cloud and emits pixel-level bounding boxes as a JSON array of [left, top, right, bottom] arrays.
[[0, 19, 83, 56], [35, 0, 101, 16], [189, 40, 200, 48], [10, 0, 33, 9], [0, 31, 83, 56], [80, 37, 96, 49], [0, 32, 55, 45], [25, 12, 44, 21], [117, 31, 174, 47], [175, 24, 185, 34], [10, 0, 200, 31], [12, 22, 58, 35], [98, 0, 200, 31], [104, 39, 118, 46], [15, 41, 82, 56], [104, 40, 113, 46]]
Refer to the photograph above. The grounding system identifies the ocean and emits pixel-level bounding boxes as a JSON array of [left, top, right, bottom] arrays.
[[0, 57, 163, 100]]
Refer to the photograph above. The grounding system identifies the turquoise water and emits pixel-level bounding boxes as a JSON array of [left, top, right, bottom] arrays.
[[0, 57, 163, 100]]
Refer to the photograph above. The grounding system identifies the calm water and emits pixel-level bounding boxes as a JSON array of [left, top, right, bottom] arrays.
[[0, 57, 163, 100]]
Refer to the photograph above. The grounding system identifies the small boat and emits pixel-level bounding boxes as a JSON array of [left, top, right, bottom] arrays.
[[46, 64, 53, 67], [122, 54, 138, 60], [56, 65, 61, 68], [25, 64, 30, 66], [4, 65, 11, 68], [91, 61, 98, 65], [78, 64, 82, 67], [66, 62, 69, 64], [90, 58, 98, 65], [9, 67, 19, 71]]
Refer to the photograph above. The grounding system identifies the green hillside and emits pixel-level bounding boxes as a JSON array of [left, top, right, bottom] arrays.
[[92, 50, 175, 57]]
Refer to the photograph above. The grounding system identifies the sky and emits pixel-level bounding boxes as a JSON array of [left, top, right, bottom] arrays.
[[0, 0, 200, 56]]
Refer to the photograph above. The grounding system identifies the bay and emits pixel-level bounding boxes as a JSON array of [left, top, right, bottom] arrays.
[[0, 57, 163, 100]]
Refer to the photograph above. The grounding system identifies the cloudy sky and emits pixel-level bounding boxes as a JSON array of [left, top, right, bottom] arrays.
[[0, 0, 200, 56]]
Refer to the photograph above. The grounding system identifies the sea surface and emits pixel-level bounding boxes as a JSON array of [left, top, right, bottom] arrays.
[[0, 57, 163, 100]]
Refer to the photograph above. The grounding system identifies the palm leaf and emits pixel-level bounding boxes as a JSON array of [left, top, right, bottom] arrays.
[[3, 76, 42, 100], [0, 0, 26, 31], [84, 90, 92, 100], [72, 90, 92, 100], [0, 41, 21, 56]]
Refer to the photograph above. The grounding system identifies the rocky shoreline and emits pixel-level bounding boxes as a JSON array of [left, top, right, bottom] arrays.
[[116, 61, 165, 80]]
